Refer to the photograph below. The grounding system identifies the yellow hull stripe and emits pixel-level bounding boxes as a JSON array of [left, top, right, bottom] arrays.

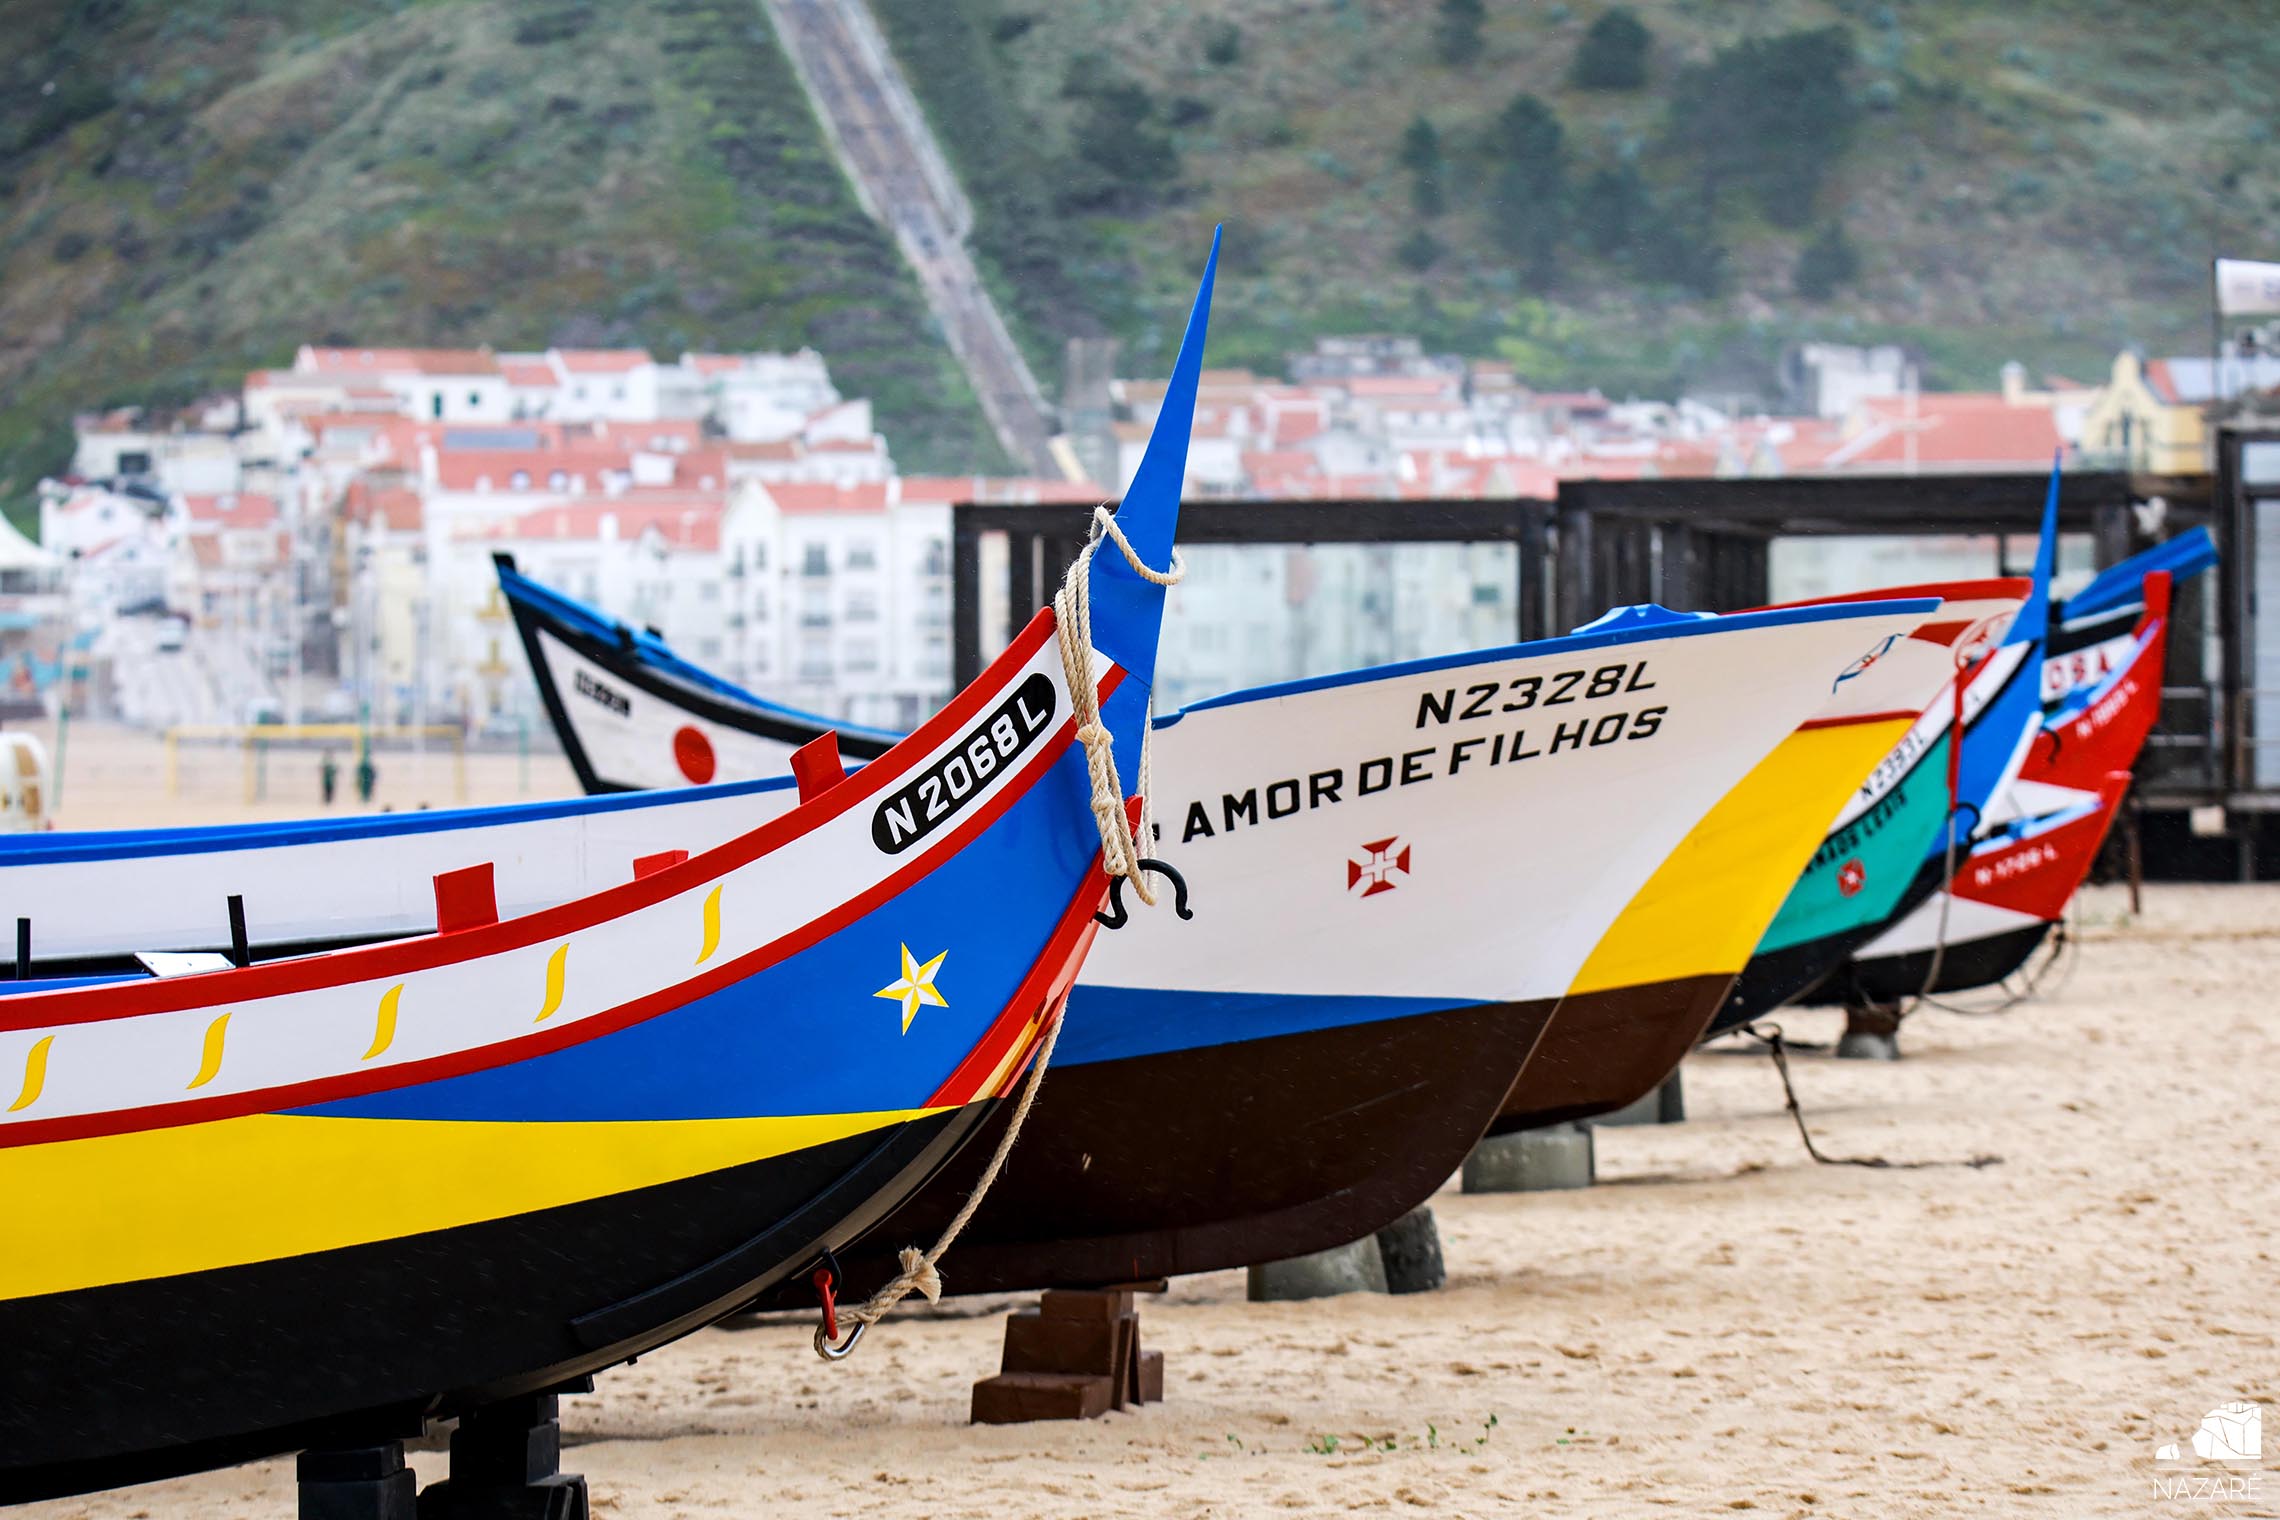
[[364, 983, 404, 1061], [696, 885, 723, 964], [0, 1106, 942, 1301], [9, 1035, 53, 1113], [186, 1012, 231, 1090], [1568, 717, 1912, 994], [535, 943, 569, 1023]]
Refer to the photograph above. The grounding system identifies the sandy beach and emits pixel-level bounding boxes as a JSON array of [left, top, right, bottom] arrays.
[[18, 809, 2273, 1520]]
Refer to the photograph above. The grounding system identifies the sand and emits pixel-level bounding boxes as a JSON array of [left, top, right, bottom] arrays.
[[16, 734, 2278, 1518]]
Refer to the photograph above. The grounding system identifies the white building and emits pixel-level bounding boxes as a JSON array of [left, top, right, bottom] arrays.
[[69, 411, 242, 496], [292, 347, 513, 425]]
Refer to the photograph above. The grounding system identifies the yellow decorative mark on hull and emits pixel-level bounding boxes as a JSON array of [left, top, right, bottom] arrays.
[[696, 884, 722, 965], [187, 1012, 232, 1090], [0, 1107, 947, 1301], [534, 944, 569, 1023], [1569, 717, 1913, 995], [364, 983, 405, 1062], [8, 1035, 53, 1113]]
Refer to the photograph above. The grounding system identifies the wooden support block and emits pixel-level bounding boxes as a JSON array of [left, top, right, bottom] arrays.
[[971, 1372, 1113, 1425], [1107, 1314, 1137, 1412], [1039, 1287, 1134, 1322], [1002, 1309, 1122, 1377], [974, 1288, 1167, 1423]]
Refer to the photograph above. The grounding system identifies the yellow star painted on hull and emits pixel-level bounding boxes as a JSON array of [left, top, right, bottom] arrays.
[[875, 944, 950, 1034]]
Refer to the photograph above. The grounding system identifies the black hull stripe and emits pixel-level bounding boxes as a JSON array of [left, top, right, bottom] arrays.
[[0, 1107, 971, 1503], [1817, 921, 2054, 1004]]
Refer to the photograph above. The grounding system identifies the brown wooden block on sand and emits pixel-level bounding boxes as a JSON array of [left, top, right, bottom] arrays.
[[971, 1372, 1113, 1424], [971, 1288, 1163, 1424]]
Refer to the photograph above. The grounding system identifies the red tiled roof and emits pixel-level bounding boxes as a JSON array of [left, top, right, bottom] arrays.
[[181, 492, 279, 530], [762, 481, 893, 514], [492, 497, 723, 550], [342, 479, 425, 533], [1833, 394, 2061, 468], [1241, 449, 1319, 479], [727, 439, 804, 461], [500, 359, 557, 387], [552, 349, 653, 373], [300, 348, 499, 376]]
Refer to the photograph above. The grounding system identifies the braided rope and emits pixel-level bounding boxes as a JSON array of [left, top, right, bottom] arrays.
[[818, 504, 1181, 1358]]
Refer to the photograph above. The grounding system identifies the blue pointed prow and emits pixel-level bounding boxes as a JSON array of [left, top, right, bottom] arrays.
[[1088, 226, 1219, 694], [2006, 452, 2060, 649], [2062, 524, 2217, 622]]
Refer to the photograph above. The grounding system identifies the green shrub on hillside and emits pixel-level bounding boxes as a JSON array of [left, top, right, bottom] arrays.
[[1633, 188, 1726, 297], [1794, 221, 1860, 299], [1437, 0, 1486, 66], [1486, 93, 1567, 287], [1401, 115, 1445, 219], [1571, 9, 1650, 90], [1667, 26, 1857, 227]]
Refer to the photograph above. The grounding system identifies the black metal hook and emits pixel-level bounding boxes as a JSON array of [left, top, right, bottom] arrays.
[[1093, 857, 1194, 930]]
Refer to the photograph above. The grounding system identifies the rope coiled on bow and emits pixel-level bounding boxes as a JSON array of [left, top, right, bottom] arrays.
[[815, 504, 1182, 1360]]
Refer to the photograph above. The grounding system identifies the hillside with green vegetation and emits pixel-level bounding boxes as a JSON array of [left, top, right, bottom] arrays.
[[0, 0, 1004, 519], [875, 0, 2278, 396], [7, 0, 2278, 523]]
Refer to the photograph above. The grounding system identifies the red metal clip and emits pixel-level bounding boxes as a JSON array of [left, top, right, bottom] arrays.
[[811, 1265, 838, 1344]]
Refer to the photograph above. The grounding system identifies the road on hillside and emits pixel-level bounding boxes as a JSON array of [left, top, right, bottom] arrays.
[[763, 0, 1064, 478]]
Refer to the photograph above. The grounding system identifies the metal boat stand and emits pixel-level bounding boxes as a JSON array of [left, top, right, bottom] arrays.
[[298, 1382, 592, 1520]]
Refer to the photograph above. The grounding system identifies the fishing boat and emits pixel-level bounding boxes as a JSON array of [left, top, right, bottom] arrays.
[[1822, 770, 2130, 1002], [1714, 578, 2033, 1020], [6, 595, 1941, 1312], [1689, 478, 2065, 1043], [1481, 487, 2059, 1131], [1695, 578, 2036, 1038], [0, 238, 1220, 1506], [1478, 598, 2000, 1134], [793, 595, 1937, 1297], [1825, 528, 2215, 1003]]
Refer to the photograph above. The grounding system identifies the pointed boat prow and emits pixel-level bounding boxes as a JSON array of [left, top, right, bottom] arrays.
[[1087, 228, 1219, 798]]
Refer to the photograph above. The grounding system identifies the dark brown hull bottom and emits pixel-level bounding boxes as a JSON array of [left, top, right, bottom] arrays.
[[757, 994, 1557, 1306], [1487, 972, 1736, 1135]]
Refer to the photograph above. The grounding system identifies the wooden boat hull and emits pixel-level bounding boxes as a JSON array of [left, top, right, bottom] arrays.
[[0, 1105, 966, 1502], [1830, 569, 2187, 1003], [1821, 920, 2053, 1005], [1486, 974, 1731, 1133], [1825, 769, 2127, 1003], [758, 993, 1558, 1304], [1710, 577, 2052, 1036], [1490, 703, 1925, 1135]]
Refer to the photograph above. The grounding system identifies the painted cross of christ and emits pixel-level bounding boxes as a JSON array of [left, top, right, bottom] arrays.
[[1347, 837, 1412, 897]]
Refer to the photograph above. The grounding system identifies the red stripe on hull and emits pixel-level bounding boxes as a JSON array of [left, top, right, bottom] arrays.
[[0, 672, 1131, 1149]]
